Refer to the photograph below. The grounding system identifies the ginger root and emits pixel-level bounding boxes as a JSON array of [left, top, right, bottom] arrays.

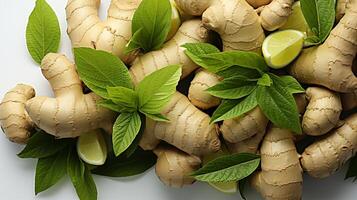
[[290, 0, 357, 93], [246, 0, 272, 8], [66, 0, 141, 63], [301, 113, 357, 178], [25, 53, 115, 138], [336, 0, 348, 21], [0, 84, 35, 143], [154, 145, 201, 188], [252, 127, 303, 200], [302, 87, 342, 136], [226, 128, 266, 154], [259, 0, 294, 31], [341, 92, 357, 111]]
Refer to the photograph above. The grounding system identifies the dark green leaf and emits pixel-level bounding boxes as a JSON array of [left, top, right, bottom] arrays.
[[18, 131, 72, 159], [74, 48, 133, 99], [92, 148, 156, 177], [278, 75, 305, 94], [67, 148, 97, 200], [35, 149, 68, 194], [26, 0, 60, 64], [112, 112, 142, 156], [345, 154, 357, 181], [238, 177, 248, 200], [216, 66, 261, 80], [207, 77, 257, 99], [191, 153, 260, 182], [107, 86, 138, 111], [257, 74, 272, 86]]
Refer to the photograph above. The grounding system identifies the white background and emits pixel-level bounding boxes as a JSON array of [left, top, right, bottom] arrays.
[[0, 0, 356, 199]]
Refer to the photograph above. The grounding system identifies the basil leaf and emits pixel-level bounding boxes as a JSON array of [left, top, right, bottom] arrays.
[[183, 43, 220, 70], [191, 153, 260, 182], [256, 76, 302, 134], [207, 77, 257, 99], [142, 112, 170, 122], [112, 112, 142, 156], [18, 131, 72, 159], [137, 65, 181, 114], [26, 0, 60, 64], [67, 148, 97, 200], [257, 74, 272, 86], [211, 90, 258, 123], [124, 114, 146, 158], [107, 86, 138, 111], [97, 99, 127, 113], [216, 66, 261, 80], [74, 48, 133, 99], [35, 149, 68, 194], [92, 148, 156, 177], [345, 154, 357, 181], [128, 0, 172, 52], [278, 75, 305, 94]]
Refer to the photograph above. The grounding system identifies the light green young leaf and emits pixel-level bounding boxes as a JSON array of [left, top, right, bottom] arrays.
[[124, 114, 146, 158], [107, 86, 138, 111], [183, 43, 220, 70], [92, 148, 156, 177], [211, 90, 258, 123], [191, 153, 260, 182], [137, 65, 182, 114], [74, 48, 133, 99], [278, 75, 305, 94], [256, 76, 302, 134], [67, 148, 97, 200], [128, 0, 172, 52], [35, 149, 68, 194], [97, 99, 127, 113], [26, 0, 60, 64], [257, 74, 272, 86], [142, 112, 170, 122], [112, 112, 142, 156], [207, 77, 257, 99]]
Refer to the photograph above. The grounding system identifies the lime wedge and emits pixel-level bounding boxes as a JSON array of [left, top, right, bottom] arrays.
[[77, 130, 107, 165], [280, 2, 309, 33], [262, 30, 304, 69], [166, 0, 181, 41]]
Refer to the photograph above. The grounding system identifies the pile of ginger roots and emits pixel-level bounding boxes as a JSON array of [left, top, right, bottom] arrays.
[[1, 0, 357, 199]]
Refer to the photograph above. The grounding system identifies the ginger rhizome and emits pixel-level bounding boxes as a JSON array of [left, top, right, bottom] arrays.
[[301, 114, 357, 178], [0, 84, 35, 143], [290, 0, 357, 93], [154, 145, 201, 188], [25, 53, 115, 138], [66, 0, 141, 63], [246, 0, 272, 8], [259, 0, 294, 31], [252, 127, 303, 200]]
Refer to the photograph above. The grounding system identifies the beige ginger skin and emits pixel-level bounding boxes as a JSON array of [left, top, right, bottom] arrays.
[[66, 0, 141, 63], [259, 0, 294, 31], [302, 87, 342, 136], [252, 127, 303, 200], [290, 0, 357, 93], [0, 84, 35, 143], [25, 53, 115, 138], [154, 145, 201, 188], [301, 114, 357, 178], [246, 0, 272, 8]]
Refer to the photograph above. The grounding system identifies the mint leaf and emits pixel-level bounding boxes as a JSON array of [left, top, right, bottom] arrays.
[[279, 75, 305, 94], [92, 148, 156, 177], [257, 74, 272, 86], [35, 149, 68, 194], [137, 65, 181, 114], [67, 148, 97, 200], [256, 76, 302, 134], [26, 0, 60, 64], [74, 48, 133, 99], [300, 0, 335, 44], [112, 112, 142, 156], [18, 131, 72, 159], [207, 77, 257, 99], [128, 0, 172, 52], [345, 154, 357, 181], [107, 86, 138, 112], [211, 89, 258, 123], [191, 153, 260, 182]]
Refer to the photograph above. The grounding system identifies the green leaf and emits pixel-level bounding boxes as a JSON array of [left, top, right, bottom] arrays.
[[300, 0, 335, 43], [35, 149, 68, 194], [345, 154, 357, 181], [107, 86, 138, 111], [191, 153, 260, 182], [238, 177, 248, 200], [92, 148, 156, 177], [207, 77, 257, 99], [216, 66, 261, 80], [97, 99, 126, 113], [256, 76, 302, 134], [183, 43, 220, 70], [128, 0, 172, 52], [67, 148, 97, 200], [124, 113, 146, 158], [18, 131, 72, 159], [112, 112, 142, 156], [278, 75, 305, 94], [142, 112, 170, 122], [137, 65, 181, 114], [257, 74, 272, 86], [211, 90, 258, 123], [26, 0, 60, 64], [74, 48, 133, 99]]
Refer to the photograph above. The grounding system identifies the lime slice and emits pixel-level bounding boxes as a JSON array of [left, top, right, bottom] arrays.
[[77, 130, 107, 165], [280, 2, 309, 33], [262, 30, 304, 69], [166, 0, 181, 41]]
